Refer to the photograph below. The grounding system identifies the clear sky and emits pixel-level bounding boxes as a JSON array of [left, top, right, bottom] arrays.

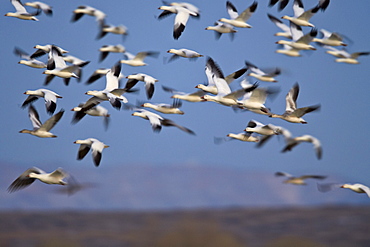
[[1, 0, 370, 210]]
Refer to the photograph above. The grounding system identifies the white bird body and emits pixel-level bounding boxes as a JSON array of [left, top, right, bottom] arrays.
[[126, 73, 158, 99], [269, 83, 320, 124], [276, 44, 302, 57], [141, 102, 184, 115], [120, 51, 158, 66], [7, 167, 69, 192], [22, 88, 62, 114], [276, 171, 326, 185], [19, 105, 64, 138], [227, 133, 259, 142], [219, 1, 258, 28], [167, 48, 203, 62], [281, 0, 321, 27], [276, 23, 317, 51], [313, 29, 347, 47], [205, 22, 237, 40], [74, 138, 109, 167], [318, 183, 370, 198], [6, 0, 39, 21], [25, 1, 52, 15], [163, 86, 206, 102], [72, 5, 106, 26], [245, 61, 280, 82], [14, 47, 46, 68], [99, 44, 125, 62]]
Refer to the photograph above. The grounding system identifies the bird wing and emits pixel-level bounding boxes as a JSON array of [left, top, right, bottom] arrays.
[[7, 167, 45, 193], [285, 83, 299, 113], [226, 1, 239, 19], [39, 109, 64, 131], [236, 1, 258, 22], [28, 105, 42, 129]]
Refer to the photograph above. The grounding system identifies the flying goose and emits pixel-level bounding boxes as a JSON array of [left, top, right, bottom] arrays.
[[245, 61, 281, 82], [43, 45, 81, 86], [71, 104, 110, 130], [162, 1, 200, 17], [313, 29, 347, 47], [281, 0, 326, 27], [280, 128, 322, 159], [82, 62, 128, 111], [219, 1, 258, 28], [237, 79, 278, 115], [216, 130, 259, 143], [71, 5, 106, 26], [97, 24, 128, 40], [74, 138, 109, 167], [31, 44, 68, 59], [24, 1, 52, 16], [196, 59, 247, 95], [85, 68, 124, 85], [7, 167, 69, 193], [125, 73, 158, 100], [141, 99, 184, 115], [269, 83, 320, 123], [22, 88, 62, 114], [276, 22, 317, 50], [99, 44, 126, 62], [323, 46, 370, 64], [14, 47, 46, 69], [276, 172, 326, 185], [158, 4, 197, 39], [5, 0, 40, 21], [201, 57, 258, 107], [120, 51, 159, 66], [267, 13, 292, 39], [205, 22, 237, 40], [162, 85, 206, 102], [318, 183, 370, 197], [19, 105, 64, 138], [166, 48, 203, 63], [131, 108, 195, 135], [244, 120, 283, 147]]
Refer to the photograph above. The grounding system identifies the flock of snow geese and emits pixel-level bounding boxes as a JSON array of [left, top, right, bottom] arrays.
[[5, 0, 370, 199]]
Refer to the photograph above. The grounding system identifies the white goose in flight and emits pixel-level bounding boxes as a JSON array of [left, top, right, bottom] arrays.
[[22, 88, 62, 114], [318, 182, 370, 198], [281, 0, 326, 27], [5, 0, 40, 21], [19, 105, 64, 138], [276, 171, 326, 185], [280, 128, 322, 160], [74, 138, 109, 167], [219, 1, 258, 28], [269, 83, 320, 124], [7, 167, 69, 193]]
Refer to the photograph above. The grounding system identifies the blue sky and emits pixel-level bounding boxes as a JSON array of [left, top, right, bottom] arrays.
[[1, 0, 370, 210]]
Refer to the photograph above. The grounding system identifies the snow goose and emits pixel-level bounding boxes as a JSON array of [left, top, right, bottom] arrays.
[[276, 22, 317, 50], [219, 1, 258, 28], [162, 1, 200, 17], [244, 120, 283, 147], [220, 131, 259, 143], [62, 55, 90, 67], [281, 0, 324, 27], [162, 86, 206, 102], [245, 61, 281, 82], [25, 1, 52, 16], [99, 44, 126, 62], [14, 47, 46, 69], [205, 22, 237, 40], [323, 46, 370, 64], [313, 29, 347, 47], [237, 79, 279, 115], [120, 51, 159, 67], [276, 44, 302, 57], [5, 0, 40, 21], [141, 99, 184, 115], [71, 5, 106, 27], [71, 104, 110, 130], [269, 83, 320, 123], [158, 5, 197, 39], [19, 105, 64, 138], [125, 73, 158, 99], [132, 108, 195, 135], [280, 128, 322, 159], [7, 167, 69, 193], [276, 171, 326, 185], [269, 0, 290, 11], [74, 138, 109, 167], [22, 88, 62, 114], [97, 24, 128, 40], [318, 183, 370, 198], [85, 68, 124, 85], [43, 46, 80, 86], [166, 48, 203, 63], [83, 62, 128, 111], [267, 14, 292, 39], [201, 57, 258, 107], [31, 44, 68, 59], [196, 59, 246, 95]]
